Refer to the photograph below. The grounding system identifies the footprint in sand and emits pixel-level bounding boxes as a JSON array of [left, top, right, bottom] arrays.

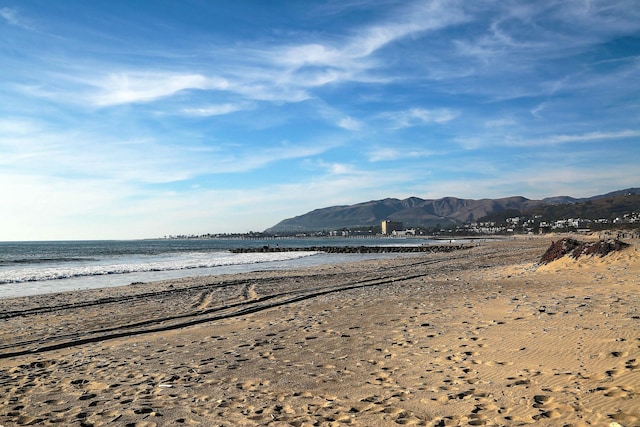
[[532, 394, 553, 407], [610, 350, 629, 357], [531, 394, 577, 421], [605, 368, 623, 378], [595, 385, 636, 398]]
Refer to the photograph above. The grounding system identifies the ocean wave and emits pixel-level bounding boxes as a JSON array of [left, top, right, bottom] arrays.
[[0, 251, 319, 284], [0, 257, 99, 265]]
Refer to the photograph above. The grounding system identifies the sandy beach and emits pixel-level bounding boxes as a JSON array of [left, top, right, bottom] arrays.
[[1, 237, 638, 427]]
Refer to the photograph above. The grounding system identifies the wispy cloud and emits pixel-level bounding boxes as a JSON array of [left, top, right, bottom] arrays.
[[337, 116, 362, 131], [0, 7, 35, 30], [0, 117, 42, 135], [4, 2, 470, 110], [271, 0, 469, 87], [181, 103, 249, 117], [0, 117, 340, 186], [431, 1, 640, 102], [455, 128, 640, 151], [530, 102, 547, 118], [368, 147, 437, 162], [508, 130, 640, 147], [484, 117, 517, 128], [0, 156, 409, 239], [92, 73, 229, 107], [310, 159, 357, 175], [378, 108, 459, 129]]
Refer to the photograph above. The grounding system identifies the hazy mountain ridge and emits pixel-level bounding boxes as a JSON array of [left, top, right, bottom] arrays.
[[541, 188, 640, 205], [266, 188, 640, 232]]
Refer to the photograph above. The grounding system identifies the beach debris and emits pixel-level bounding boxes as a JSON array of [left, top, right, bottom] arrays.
[[540, 238, 629, 264]]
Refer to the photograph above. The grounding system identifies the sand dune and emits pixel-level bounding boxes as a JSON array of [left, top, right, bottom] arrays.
[[1, 237, 638, 426]]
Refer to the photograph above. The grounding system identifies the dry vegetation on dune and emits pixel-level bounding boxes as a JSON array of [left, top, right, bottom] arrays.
[[540, 237, 630, 264]]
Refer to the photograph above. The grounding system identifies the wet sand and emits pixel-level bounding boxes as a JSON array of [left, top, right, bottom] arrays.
[[1, 237, 638, 426]]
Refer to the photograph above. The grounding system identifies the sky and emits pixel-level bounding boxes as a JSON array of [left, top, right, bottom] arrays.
[[1, 0, 639, 240]]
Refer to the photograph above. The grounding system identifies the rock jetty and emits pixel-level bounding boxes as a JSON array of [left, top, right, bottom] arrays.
[[230, 244, 471, 254]]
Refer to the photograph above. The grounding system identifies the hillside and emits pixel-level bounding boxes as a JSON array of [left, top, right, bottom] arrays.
[[265, 188, 640, 233], [266, 196, 539, 232], [484, 193, 640, 223]]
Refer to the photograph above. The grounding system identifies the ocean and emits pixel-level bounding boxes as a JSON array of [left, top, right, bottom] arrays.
[[0, 237, 433, 298]]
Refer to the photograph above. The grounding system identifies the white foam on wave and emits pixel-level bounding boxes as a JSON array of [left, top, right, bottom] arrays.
[[0, 250, 417, 299], [0, 251, 319, 284]]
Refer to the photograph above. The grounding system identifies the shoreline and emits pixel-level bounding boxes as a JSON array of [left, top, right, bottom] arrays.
[[229, 244, 472, 254], [1, 238, 638, 426], [0, 251, 439, 300], [0, 237, 472, 300]]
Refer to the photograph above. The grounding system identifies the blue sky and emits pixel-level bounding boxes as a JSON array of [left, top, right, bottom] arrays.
[[1, 0, 639, 240]]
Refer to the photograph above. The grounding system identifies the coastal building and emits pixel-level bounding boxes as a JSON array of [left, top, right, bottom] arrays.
[[381, 220, 403, 235], [392, 229, 415, 237]]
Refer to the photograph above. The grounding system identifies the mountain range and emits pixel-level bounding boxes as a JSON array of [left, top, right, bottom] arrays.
[[266, 188, 640, 232]]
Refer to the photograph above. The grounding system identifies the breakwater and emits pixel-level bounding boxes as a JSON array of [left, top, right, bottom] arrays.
[[230, 245, 471, 254]]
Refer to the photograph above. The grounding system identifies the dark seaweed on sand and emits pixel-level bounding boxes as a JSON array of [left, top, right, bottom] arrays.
[[540, 237, 629, 264]]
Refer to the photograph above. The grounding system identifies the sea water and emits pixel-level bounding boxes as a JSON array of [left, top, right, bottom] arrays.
[[0, 238, 432, 298]]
